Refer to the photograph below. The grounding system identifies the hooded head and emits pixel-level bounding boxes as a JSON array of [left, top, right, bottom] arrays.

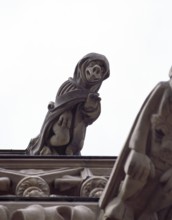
[[73, 53, 110, 92]]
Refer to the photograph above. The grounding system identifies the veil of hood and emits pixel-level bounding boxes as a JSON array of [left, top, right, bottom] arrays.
[[73, 52, 110, 92], [56, 53, 110, 98]]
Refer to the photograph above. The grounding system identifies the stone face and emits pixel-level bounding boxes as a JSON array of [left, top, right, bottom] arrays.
[[99, 70, 172, 220], [26, 53, 110, 156]]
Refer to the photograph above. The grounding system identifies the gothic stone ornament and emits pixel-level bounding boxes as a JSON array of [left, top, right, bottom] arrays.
[[80, 176, 108, 198], [26, 53, 110, 156], [99, 69, 172, 220], [0, 166, 110, 197], [16, 176, 50, 197]]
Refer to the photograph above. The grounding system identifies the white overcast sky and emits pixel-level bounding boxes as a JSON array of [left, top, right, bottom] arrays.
[[0, 0, 172, 156]]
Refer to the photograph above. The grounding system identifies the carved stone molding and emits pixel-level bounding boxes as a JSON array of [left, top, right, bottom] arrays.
[[0, 156, 114, 219], [0, 163, 112, 198]]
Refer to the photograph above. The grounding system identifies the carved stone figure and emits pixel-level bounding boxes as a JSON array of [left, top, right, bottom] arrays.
[[26, 53, 110, 155], [100, 68, 172, 220]]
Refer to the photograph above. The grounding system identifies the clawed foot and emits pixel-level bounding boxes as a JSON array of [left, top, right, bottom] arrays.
[[104, 197, 134, 220]]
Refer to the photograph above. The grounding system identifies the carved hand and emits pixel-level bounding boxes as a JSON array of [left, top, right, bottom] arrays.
[[124, 150, 155, 182], [84, 93, 101, 110]]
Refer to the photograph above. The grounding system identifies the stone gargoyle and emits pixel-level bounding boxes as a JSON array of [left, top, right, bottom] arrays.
[[26, 53, 110, 156], [99, 68, 172, 220]]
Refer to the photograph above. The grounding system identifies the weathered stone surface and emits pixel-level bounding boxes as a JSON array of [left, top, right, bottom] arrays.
[[0, 52, 112, 219], [4, 55, 172, 220], [0, 205, 9, 220], [26, 53, 110, 156], [16, 176, 50, 197], [0, 156, 114, 198], [1, 202, 99, 220], [0, 177, 10, 192], [80, 176, 108, 198], [0, 155, 114, 219], [11, 204, 96, 220], [99, 69, 172, 220]]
